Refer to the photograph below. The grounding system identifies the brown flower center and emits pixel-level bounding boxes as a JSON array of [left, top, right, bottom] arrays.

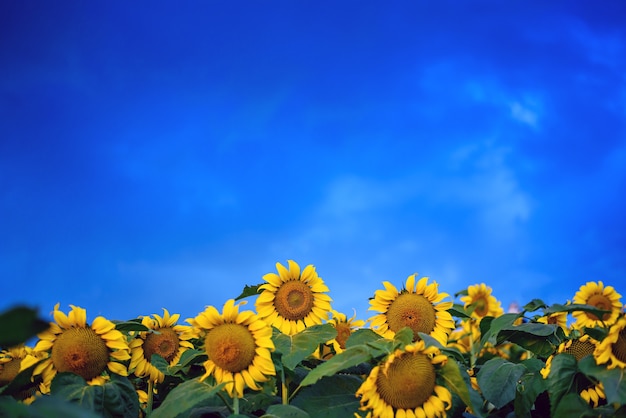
[[473, 297, 488, 317], [612, 328, 626, 364], [586, 294, 612, 321], [564, 339, 595, 361], [51, 327, 109, 381], [386, 293, 436, 341], [376, 352, 436, 410], [334, 322, 352, 349], [143, 328, 180, 363], [273, 280, 315, 321], [0, 358, 21, 386], [205, 323, 256, 373]]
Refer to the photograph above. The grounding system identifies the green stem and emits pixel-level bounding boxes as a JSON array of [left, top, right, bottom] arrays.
[[233, 393, 240, 415], [147, 380, 154, 416], [282, 380, 288, 405]]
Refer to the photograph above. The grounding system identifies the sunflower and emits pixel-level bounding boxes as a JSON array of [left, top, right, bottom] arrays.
[[460, 283, 504, 320], [191, 299, 275, 398], [255, 260, 332, 335], [316, 309, 366, 359], [594, 315, 626, 369], [356, 340, 452, 418], [537, 311, 568, 334], [32, 304, 130, 391], [0, 345, 47, 404], [540, 334, 605, 407], [368, 274, 455, 345], [572, 281, 622, 328], [129, 308, 194, 383]]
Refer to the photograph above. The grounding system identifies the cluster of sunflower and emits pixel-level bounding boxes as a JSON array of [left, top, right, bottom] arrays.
[[1, 260, 625, 418]]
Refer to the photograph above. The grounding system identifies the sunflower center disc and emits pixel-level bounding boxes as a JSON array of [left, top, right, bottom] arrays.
[[613, 328, 626, 364], [565, 339, 595, 361], [51, 327, 109, 381], [386, 293, 436, 340], [144, 328, 180, 363], [205, 323, 256, 373], [0, 358, 21, 386], [334, 322, 352, 349], [586, 294, 612, 321], [376, 352, 436, 410], [274, 280, 315, 321], [474, 298, 488, 317]]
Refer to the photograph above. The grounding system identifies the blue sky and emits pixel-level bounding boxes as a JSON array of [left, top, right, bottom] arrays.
[[1, 1, 625, 325]]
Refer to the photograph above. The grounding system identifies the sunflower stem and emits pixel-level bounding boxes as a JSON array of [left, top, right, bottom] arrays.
[[281, 380, 289, 405], [147, 380, 154, 416], [233, 394, 239, 415]]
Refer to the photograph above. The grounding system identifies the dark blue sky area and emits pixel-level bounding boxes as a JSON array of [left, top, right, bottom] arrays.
[[1, 1, 625, 323]]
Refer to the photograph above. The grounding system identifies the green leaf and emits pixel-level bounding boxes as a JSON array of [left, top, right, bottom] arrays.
[[578, 355, 626, 405], [449, 303, 471, 319], [113, 319, 150, 332], [150, 353, 171, 376], [291, 374, 362, 418], [498, 323, 562, 357], [0, 306, 49, 348], [262, 404, 311, 418], [4, 395, 103, 418], [168, 349, 208, 374], [479, 314, 519, 349], [546, 354, 578, 417], [151, 377, 227, 418], [50, 372, 139, 418], [345, 328, 381, 348], [522, 299, 548, 313], [476, 357, 526, 409], [235, 284, 263, 301], [514, 370, 547, 418], [393, 326, 414, 347], [299, 345, 372, 387], [273, 324, 337, 370], [543, 303, 610, 319], [440, 359, 476, 415], [552, 393, 591, 418]]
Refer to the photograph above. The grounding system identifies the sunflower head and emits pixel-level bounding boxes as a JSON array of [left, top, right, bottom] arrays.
[[255, 260, 333, 335], [460, 283, 504, 320], [368, 274, 455, 345], [192, 299, 276, 398], [130, 308, 194, 383], [356, 340, 451, 418], [572, 281, 622, 328], [594, 315, 626, 370], [32, 304, 130, 391], [540, 334, 605, 406]]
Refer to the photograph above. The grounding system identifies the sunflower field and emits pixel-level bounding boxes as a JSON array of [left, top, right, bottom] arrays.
[[1, 260, 625, 418]]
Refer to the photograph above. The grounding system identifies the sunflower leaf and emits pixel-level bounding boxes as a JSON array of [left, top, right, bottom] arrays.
[[291, 374, 362, 418], [514, 369, 548, 418], [578, 354, 626, 405], [113, 319, 150, 332], [150, 377, 227, 418], [0, 306, 49, 348], [274, 324, 337, 371], [449, 304, 471, 319], [552, 392, 591, 418], [235, 284, 263, 301], [50, 372, 139, 418], [440, 359, 480, 416], [497, 323, 563, 357], [521, 299, 548, 313], [545, 353, 578, 417], [543, 303, 610, 318], [151, 353, 172, 375], [476, 357, 526, 409], [299, 345, 372, 387], [262, 404, 311, 418], [345, 328, 381, 348]]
